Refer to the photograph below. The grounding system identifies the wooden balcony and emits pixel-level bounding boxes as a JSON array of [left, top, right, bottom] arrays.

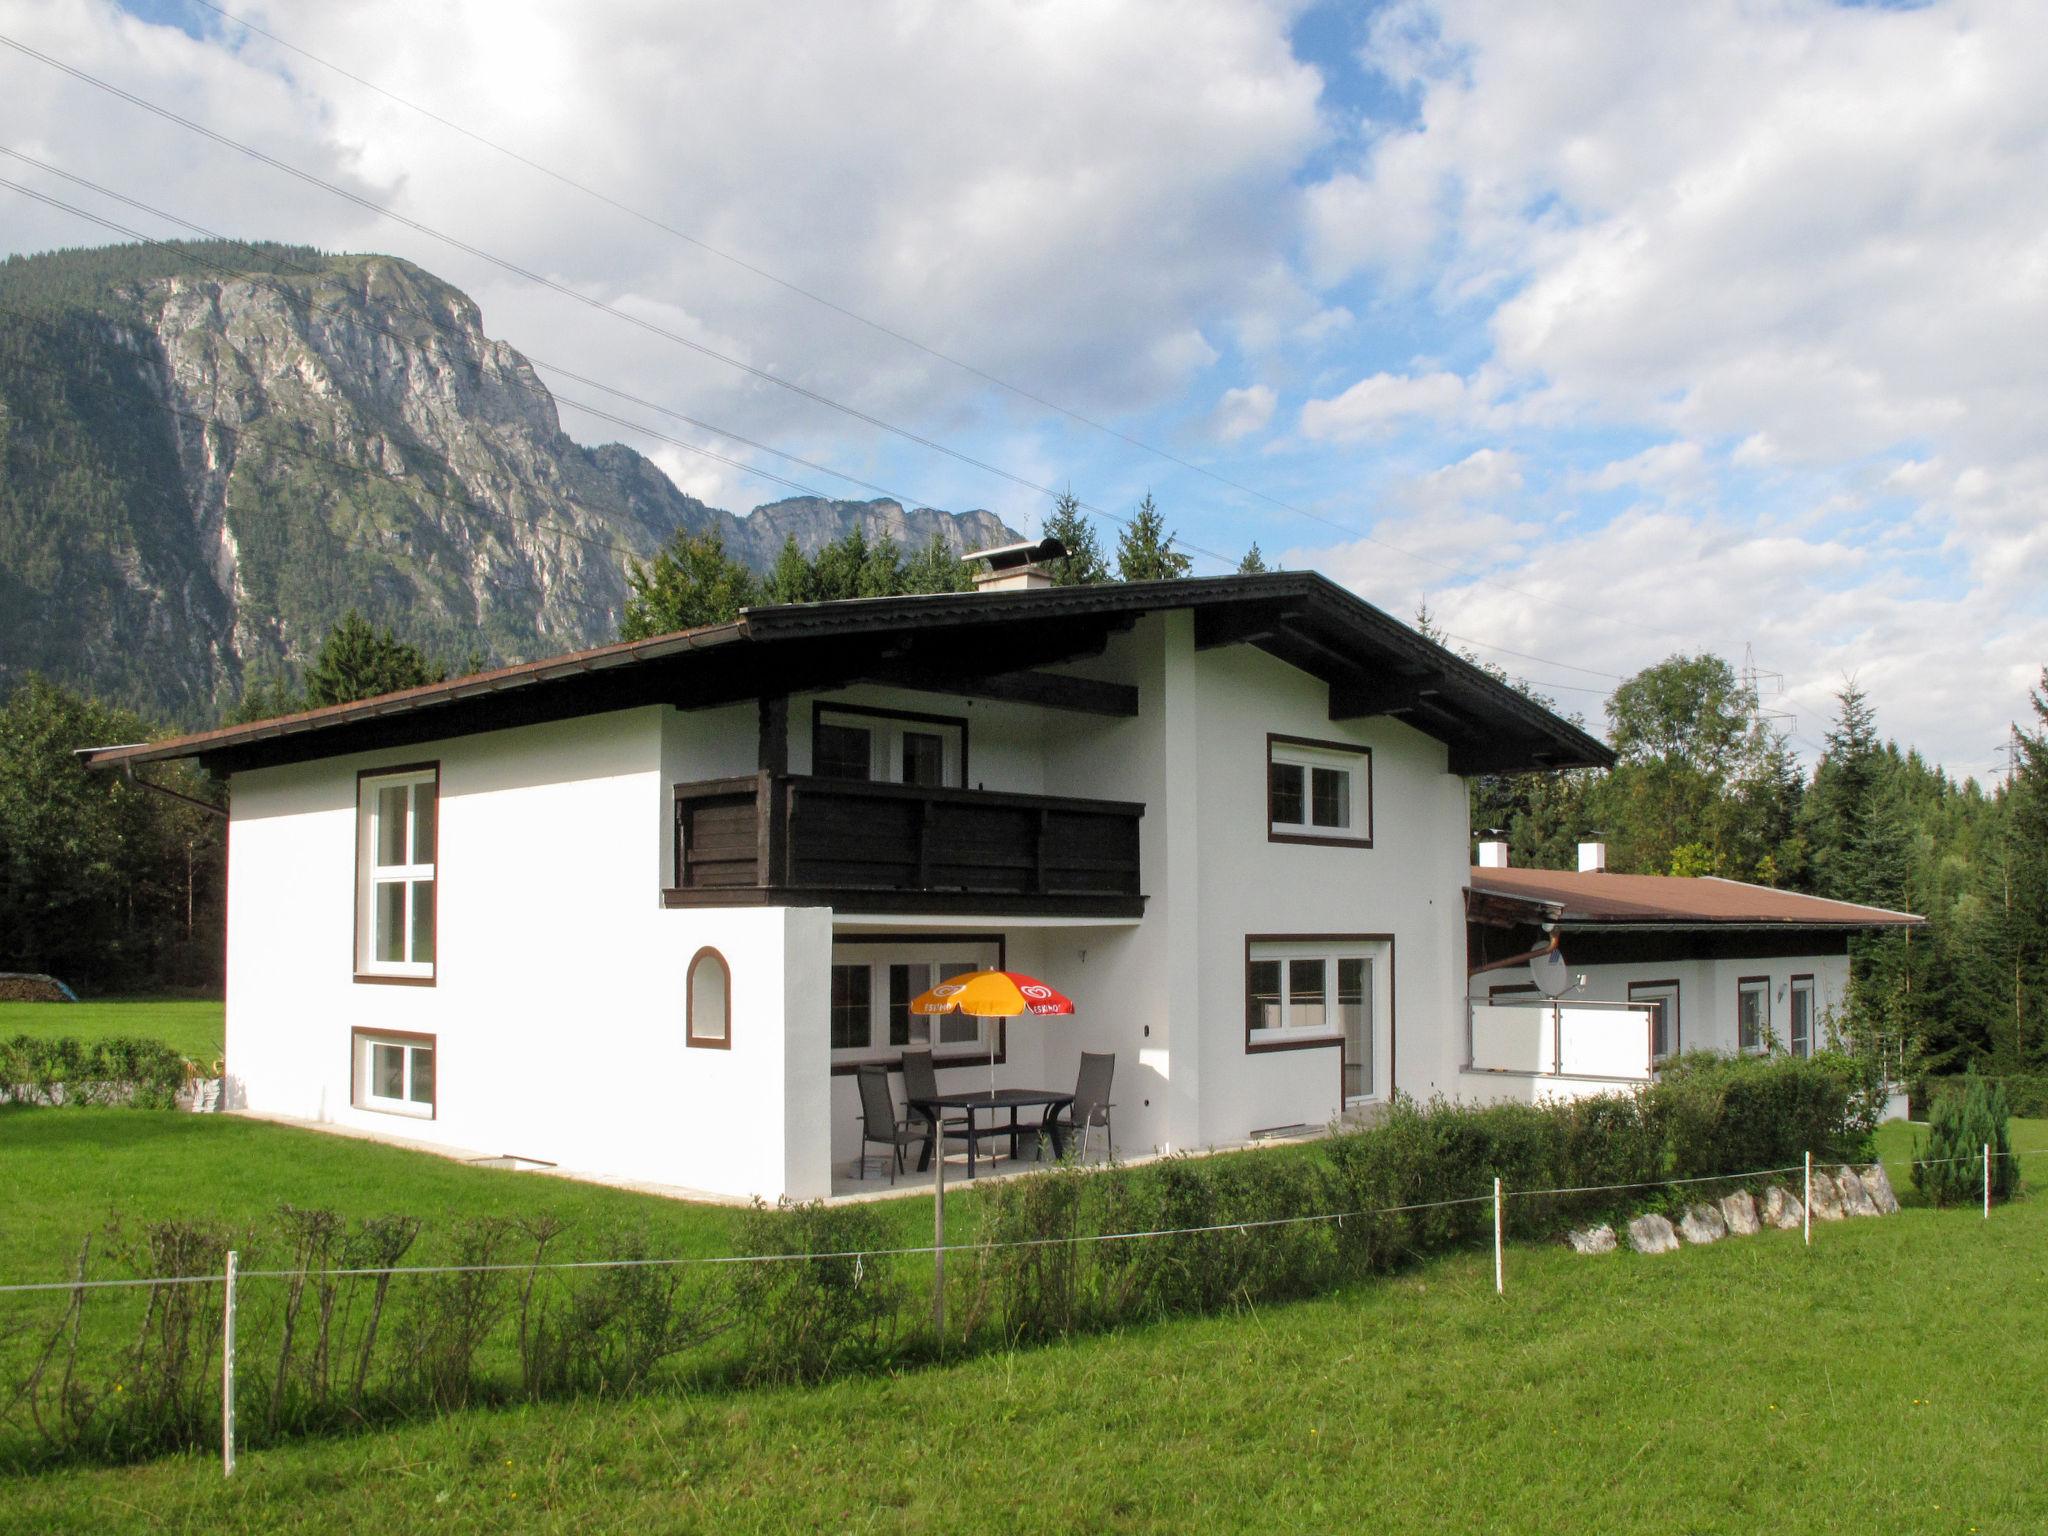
[[664, 773, 1145, 918]]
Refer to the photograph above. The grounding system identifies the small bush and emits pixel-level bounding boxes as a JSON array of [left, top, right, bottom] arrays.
[[0, 1034, 187, 1108], [731, 1198, 906, 1382], [1913, 1071, 2019, 1207]]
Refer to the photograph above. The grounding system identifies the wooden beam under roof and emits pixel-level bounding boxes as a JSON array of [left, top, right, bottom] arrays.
[[853, 666, 1139, 717]]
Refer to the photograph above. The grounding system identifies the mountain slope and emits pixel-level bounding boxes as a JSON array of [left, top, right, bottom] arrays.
[[0, 242, 1017, 721]]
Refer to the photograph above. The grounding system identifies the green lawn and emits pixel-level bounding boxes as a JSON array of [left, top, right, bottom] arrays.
[[3, 1132, 2041, 1533], [0, 1108, 970, 1285], [0, 998, 225, 1064]]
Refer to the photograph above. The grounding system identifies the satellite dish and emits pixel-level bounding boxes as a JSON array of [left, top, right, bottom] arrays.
[[1530, 947, 1572, 999]]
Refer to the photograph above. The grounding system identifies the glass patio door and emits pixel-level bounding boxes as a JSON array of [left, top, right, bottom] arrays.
[[1340, 956, 1373, 1103]]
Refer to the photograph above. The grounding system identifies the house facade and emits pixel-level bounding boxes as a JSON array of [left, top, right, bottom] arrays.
[[1464, 848, 1923, 1098], [88, 571, 1610, 1201]]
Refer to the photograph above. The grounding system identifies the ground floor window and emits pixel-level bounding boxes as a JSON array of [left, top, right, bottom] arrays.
[[1736, 976, 1770, 1054], [1789, 974, 1815, 1057], [830, 935, 1002, 1067], [352, 1029, 435, 1117], [1245, 935, 1390, 1102], [1628, 979, 1681, 1060]]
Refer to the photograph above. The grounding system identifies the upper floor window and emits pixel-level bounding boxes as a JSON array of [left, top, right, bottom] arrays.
[[1267, 735, 1371, 847], [810, 704, 966, 788], [357, 766, 437, 981], [688, 947, 731, 1049], [1736, 976, 1770, 1054]]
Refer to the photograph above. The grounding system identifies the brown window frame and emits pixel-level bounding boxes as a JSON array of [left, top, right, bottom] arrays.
[[349, 1026, 438, 1120], [1627, 978, 1682, 1060], [1736, 975, 1771, 1054], [808, 701, 970, 787], [1244, 933, 1398, 1125], [353, 761, 441, 987], [686, 946, 733, 1050], [1265, 734, 1373, 849], [1788, 973, 1816, 1058]]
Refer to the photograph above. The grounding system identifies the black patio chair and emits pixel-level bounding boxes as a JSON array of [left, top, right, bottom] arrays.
[[1039, 1051, 1115, 1163], [900, 1048, 972, 1146], [856, 1063, 929, 1184]]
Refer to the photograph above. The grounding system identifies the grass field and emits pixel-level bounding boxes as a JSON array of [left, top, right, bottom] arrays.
[[1, 1112, 2039, 1532], [2, 1127, 2040, 1532], [0, 998, 225, 1064]]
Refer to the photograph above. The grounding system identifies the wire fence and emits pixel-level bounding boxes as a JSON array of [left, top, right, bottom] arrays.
[[0, 1143, 2032, 1477]]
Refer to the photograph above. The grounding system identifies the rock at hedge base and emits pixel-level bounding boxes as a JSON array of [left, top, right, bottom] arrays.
[[1567, 1224, 1617, 1255], [1859, 1162, 1901, 1214], [1807, 1171, 1846, 1220], [1627, 1214, 1680, 1254], [1761, 1186, 1805, 1230], [1678, 1204, 1728, 1244], [1834, 1165, 1880, 1217], [1718, 1191, 1761, 1236]]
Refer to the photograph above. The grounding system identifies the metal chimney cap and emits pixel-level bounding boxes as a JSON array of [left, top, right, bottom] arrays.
[[965, 535, 1067, 571]]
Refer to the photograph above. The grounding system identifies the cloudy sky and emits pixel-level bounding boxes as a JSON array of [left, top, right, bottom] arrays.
[[4, 0, 2043, 778]]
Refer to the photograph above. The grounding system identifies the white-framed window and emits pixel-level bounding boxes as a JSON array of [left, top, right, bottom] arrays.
[[356, 766, 437, 980], [1245, 936, 1391, 1102], [1628, 979, 1681, 1060], [811, 706, 966, 788], [353, 1030, 435, 1117], [1737, 976, 1770, 1054], [829, 936, 1000, 1065], [1267, 736, 1371, 845], [1789, 975, 1815, 1058]]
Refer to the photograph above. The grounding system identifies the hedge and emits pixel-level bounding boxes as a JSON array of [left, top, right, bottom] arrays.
[[0, 1035, 187, 1108], [3, 1049, 1890, 1468]]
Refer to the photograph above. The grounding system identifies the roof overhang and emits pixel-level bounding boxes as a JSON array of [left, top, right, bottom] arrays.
[[80, 573, 1616, 778]]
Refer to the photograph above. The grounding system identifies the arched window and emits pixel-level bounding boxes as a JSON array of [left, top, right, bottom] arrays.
[[687, 947, 731, 1049]]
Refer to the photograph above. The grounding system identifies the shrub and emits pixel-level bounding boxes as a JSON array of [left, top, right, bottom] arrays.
[[0, 1034, 187, 1108], [1646, 1050, 1877, 1179], [730, 1198, 906, 1382], [1913, 1071, 2019, 1207]]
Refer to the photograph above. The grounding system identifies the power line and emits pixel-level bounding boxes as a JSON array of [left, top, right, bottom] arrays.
[[170, 0, 1729, 650], [0, 31, 1237, 573]]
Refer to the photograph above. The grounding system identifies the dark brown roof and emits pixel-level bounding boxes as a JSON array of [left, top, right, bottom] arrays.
[[1470, 866, 1923, 928], [81, 573, 1616, 777]]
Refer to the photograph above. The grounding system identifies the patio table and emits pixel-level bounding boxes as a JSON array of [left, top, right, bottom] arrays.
[[908, 1087, 1075, 1178]]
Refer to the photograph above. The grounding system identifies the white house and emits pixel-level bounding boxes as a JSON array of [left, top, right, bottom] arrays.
[[1464, 841, 1923, 1100], [86, 563, 1613, 1201]]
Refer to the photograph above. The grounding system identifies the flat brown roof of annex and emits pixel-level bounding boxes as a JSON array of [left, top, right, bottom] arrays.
[[1470, 865, 1923, 928]]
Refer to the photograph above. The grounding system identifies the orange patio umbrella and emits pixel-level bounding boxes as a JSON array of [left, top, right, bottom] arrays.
[[908, 970, 1075, 1098]]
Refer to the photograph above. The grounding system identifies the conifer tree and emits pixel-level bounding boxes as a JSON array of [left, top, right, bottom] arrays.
[[620, 530, 759, 640], [1237, 542, 1269, 574], [1114, 493, 1192, 581], [301, 611, 446, 708], [1040, 491, 1112, 585]]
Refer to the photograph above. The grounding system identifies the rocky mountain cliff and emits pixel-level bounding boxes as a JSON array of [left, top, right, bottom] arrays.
[[0, 242, 1017, 723]]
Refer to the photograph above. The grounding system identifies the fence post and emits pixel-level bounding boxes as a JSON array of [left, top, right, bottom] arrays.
[[1802, 1152, 1811, 1248], [221, 1248, 238, 1478], [932, 1137, 946, 1347], [1984, 1142, 1991, 1220], [1493, 1177, 1503, 1296]]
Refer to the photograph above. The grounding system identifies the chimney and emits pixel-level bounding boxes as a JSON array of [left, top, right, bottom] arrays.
[[1477, 839, 1509, 869], [1578, 840, 1608, 874], [967, 536, 1067, 592]]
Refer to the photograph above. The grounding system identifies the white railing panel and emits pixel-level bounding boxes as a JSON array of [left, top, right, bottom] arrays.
[[1470, 1004, 1556, 1075], [1557, 1005, 1653, 1080]]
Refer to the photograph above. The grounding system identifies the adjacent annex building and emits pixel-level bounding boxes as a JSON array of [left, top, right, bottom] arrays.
[[87, 562, 1611, 1200], [1464, 840, 1923, 1096]]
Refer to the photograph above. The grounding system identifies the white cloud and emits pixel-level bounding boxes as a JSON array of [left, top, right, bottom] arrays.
[[1207, 383, 1277, 443], [1298, 369, 1477, 440], [1576, 441, 1707, 494]]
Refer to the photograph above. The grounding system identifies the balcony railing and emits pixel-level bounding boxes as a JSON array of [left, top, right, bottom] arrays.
[[1467, 999, 1656, 1081], [665, 772, 1145, 917]]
